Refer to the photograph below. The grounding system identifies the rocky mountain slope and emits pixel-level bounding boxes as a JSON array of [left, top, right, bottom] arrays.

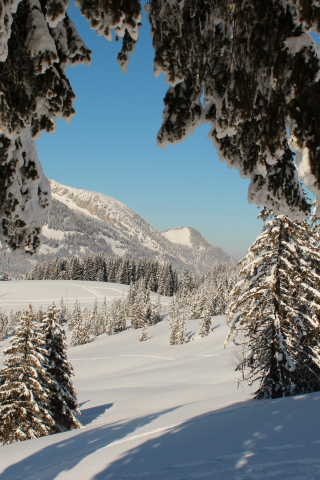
[[0, 181, 235, 278]]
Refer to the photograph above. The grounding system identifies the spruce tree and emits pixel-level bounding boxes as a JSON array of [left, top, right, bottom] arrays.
[[198, 302, 212, 337], [152, 294, 162, 324], [42, 303, 81, 431], [131, 280, 148, 329], [0, 306, 54, 444], [91, 298, 102, 336], [139, 321, 148, 342], [225, 208, 320, 398], [100, 296, 108, 333]]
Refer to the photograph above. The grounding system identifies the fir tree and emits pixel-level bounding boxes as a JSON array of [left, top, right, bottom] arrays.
[[100, 296, 108, 333], [70, 319, 90, 347], [42, 303, 81, 431], [131, 280, 148, 329], [0, 306, 54, 444], [139, 321, 148, 342], [91, 298, 102, 336], [198, 303, 212, 337], [225, 208, 320, 398], [152, 294, 162, 324], [169, 295, 188, 345]]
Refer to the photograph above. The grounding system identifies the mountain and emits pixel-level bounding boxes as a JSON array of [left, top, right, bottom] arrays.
[[0, 180, 235, 278]]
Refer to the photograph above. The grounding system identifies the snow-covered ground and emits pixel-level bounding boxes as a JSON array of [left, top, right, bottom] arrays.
[[0, 280, 170, 314], [162, 227, 192, 247], [0, 281, 320, 479]]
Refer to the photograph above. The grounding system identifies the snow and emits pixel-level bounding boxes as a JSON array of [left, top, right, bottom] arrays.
[[39, 244, 59, 254], [0, 280, 171, 313], [162, 227, 192, 247], [284, 33, 315, 56], [42, 226, 65, 240], [98, 234, 126, 256], [51, 189, 100, 221], [0, 281, 320, 479]]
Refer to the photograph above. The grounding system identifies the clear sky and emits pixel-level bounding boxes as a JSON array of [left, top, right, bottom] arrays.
[[37, 4, 265, 261]]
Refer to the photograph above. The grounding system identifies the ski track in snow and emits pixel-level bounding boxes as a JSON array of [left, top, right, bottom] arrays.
[[70, 355, 175, 361]]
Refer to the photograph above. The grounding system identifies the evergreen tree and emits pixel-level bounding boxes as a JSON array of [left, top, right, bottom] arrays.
[[152, 294, 162, 324], [139, 321, 148, 342], [42, 303, 81, 431], [91, 298, 102, 336], [130, 279, 150, 329], [69, 299, 82, 330], [198, 301, 212, 337], [0, 310, 8, 340], [100, 296, 108, 333], [70, 318, 90, 347], [169, 295, 189, 345], [0, 306, 54, 444], [225, 208, 320, 398]]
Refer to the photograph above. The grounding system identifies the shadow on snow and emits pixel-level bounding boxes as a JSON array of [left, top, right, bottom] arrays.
[[2, 394, 320, 479]]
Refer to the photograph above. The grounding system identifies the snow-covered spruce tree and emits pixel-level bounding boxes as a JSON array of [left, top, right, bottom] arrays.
[[42, 303, 81, 431], [91, 298, 103, 336], [0, 0, 92, 253], [151, 293, 162, 324], [70, 304, 89, 346], [139, 321, 148, 342], [225, 208, 320, 398], [100, 296, 108, 333], [110, 298, 127, 332], [69, 299, 82, 330], [169, 294, 189, 345], [0, 306, 54, 444], [198, 301, 212, 337], [131, 279, 149, 329]]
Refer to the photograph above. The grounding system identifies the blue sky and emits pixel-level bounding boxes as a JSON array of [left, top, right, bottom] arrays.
[[38, 4, 265, 260]]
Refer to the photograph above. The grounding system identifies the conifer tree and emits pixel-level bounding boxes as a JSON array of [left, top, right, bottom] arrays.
[[100, 296, 108, 333], [152, 294, 162, 324], [105, 307, 115, 336], [0, 310, 8, 340], [198, 303, 212, 337], [0, 306, 54, 444], [91, 298, 102, 336], [169, 295, 189, 345], [225, 208, 320, 398], [131, 280, 148, 329], [42, 303, 81, 431], [70, 318, 90, 347], [69, 299, 82, 330], [139, 321, 148, 342]]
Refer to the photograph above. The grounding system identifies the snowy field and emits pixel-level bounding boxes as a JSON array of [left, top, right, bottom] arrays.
[[0, 281, 320, 479], [0, 280, 170, 313]]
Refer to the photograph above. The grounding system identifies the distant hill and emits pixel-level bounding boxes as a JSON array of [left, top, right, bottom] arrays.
[[0, 180, 236, 278]]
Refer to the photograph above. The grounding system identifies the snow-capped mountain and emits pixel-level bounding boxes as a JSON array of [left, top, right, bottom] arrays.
[[0, 181, 235, 277]]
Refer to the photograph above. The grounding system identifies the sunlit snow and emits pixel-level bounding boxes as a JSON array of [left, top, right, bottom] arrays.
[[162, 227, 192, 247], [0, 281, 319, 479]]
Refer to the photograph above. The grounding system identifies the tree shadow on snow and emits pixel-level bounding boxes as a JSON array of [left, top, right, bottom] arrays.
[[92, 393, 320, 480], [80, 403, 113, 426], [0, 407, 181, 480]]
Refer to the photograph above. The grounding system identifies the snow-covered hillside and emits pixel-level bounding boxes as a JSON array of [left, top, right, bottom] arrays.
[[0, 181, 235, 278], [0, 281, 319, 479]]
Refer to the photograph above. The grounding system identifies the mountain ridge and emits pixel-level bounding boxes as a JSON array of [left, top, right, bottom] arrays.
[[0, 181, 236, 277]]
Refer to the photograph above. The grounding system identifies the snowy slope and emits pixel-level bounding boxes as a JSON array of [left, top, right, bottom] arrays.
[[0, 281, 320, 479], [162, 227, 192, 247]]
